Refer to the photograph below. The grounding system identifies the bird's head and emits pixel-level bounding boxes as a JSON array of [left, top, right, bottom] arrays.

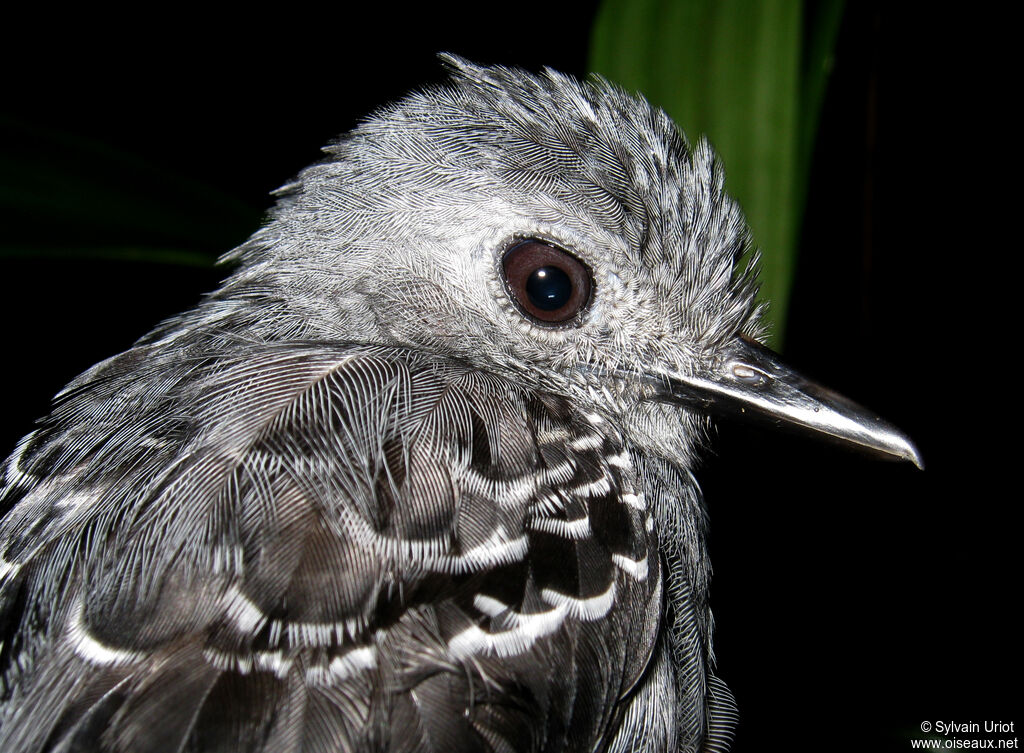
[[211, 56, 920, 469]]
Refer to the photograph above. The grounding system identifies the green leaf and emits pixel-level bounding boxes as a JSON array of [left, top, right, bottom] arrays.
[[589, 0, 843, 345]]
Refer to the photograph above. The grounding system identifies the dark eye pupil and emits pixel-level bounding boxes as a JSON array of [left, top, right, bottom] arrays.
[[525, 266, 572, 311], [501, 239, 592, 325]]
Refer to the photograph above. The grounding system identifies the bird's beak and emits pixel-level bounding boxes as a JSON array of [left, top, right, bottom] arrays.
[[645, 336, 923, 469]]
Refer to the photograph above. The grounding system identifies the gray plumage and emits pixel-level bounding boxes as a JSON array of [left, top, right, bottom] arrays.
[[0, 56, 917, 753]]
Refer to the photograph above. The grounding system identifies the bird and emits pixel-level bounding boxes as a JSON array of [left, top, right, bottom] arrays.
[[0, 56, 921, 753]]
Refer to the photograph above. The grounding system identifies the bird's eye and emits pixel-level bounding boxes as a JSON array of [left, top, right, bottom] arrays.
[[501, 240, 593, 324]]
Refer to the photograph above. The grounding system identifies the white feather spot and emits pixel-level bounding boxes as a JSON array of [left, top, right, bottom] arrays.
[[473, 594, 510, 618], [572, 474, 611, 497], [204, 648, 253, 675], [448, 604, 567, 660], [612, 553, 649, 581], [305, 645, 376, 686], [285, 620, 348, 648], [569, 433, 604, 451], [621, 492, 645, 510], [459, 466, 538, 508], [446, 532, 529, 572], [535, 489, 565, 517], [253, 650, 293, 678], [606, 450, 633, 469], [530, 515, 592, 539], [541, 581, 616, 621], [328, 645, 377, 680], [221, 585, 267, 634], [68, 601, 144, 667], [541, 460, 576, 485], [536, 425, 572, 444]]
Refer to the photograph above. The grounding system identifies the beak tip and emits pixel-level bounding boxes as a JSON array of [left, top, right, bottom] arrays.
[[901, 440, 925, 471], [872, 422, 924, 470], [864, 418, 924, 470]]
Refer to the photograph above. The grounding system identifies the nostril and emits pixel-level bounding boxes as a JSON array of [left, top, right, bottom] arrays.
[[730, 363, 767, 385]]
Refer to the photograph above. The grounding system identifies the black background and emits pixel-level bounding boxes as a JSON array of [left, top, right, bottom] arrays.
[[1, 3, 1016, 751]]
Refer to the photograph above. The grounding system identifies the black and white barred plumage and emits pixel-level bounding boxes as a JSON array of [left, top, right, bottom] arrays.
[[0, 57, 917, 752]]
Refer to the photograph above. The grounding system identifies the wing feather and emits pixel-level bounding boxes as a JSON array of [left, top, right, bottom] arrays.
[[0, 345, 664, 752]]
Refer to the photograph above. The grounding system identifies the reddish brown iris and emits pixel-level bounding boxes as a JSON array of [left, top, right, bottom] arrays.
[[501, 240, 593, 324]]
